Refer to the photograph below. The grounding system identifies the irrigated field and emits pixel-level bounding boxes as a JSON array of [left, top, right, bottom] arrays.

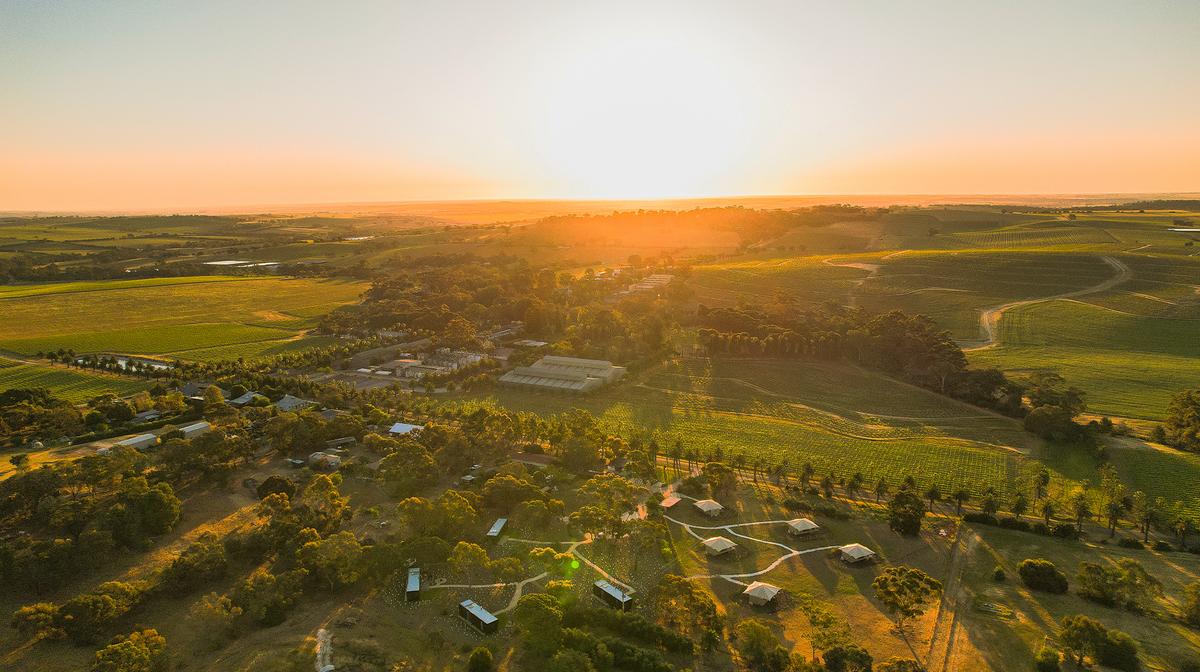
[[0, 357, 150, 402], [0, 276, 366, 361], [969, 299, 1200, 420]]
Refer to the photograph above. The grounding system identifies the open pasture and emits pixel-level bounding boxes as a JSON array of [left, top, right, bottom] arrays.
[[0, 276, 365, 361]]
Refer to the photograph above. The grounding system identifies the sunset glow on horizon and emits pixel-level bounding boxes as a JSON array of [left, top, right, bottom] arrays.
[[2, 0, 1199, 211]]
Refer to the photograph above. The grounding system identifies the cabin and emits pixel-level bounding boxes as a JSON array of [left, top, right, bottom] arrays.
[[178, 421, 211, 440], [228, 391, 262, 407], [326, 436, 356, 450], [693, 499, 724, 517], [275, 394, 317, 413], [131, 409, 161, 424], [701, 536, 738, 556], [308, 451, 341, 471], [660, 495, 681, 509], [405, 567, 421, 602], [742, 581, 781, 606], [838, 543, 876, 564], [117, 433, 158, 451], [786, 518, 819, 536], [459, 599, 498, 634], [486, 518, 507, 538], [593, 580, 633, 611]]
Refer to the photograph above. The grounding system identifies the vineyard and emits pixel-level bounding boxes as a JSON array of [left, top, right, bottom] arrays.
[[0, 357, 149, 402]]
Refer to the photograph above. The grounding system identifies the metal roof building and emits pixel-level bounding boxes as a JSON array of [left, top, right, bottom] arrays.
[[459, 599, 499, 633], [486, 518, 507, 538], [838, 543, 877, 563], [388, 422, 424, 435], [117, 433, 158, 450], [498, 355, 626, 393], [786, 518, 819, 535], [593, 580, 633, 611], [742, 581, 781, 606], [405, 567, 421, 602], [693, 499, 724, 517], [701, 536, 738, 556]]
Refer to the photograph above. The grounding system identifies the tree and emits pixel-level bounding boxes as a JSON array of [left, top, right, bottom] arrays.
[[10, 602, 62, 640], [887, 489, 926, 536], [448, 541, 492, 584], [297, 531, 364, 590], [1034, 646, 1061, 672], [467, 646, 494, 672], [872, 565, 942, 629], [1010, 493, 1029, 520], [1162, 388, 1200, 451], [187, 593, 241, 648], [90, 629, 167, 672], [513, 593, 563, 656], [1185, 582, 1200, 628], [703, 462, 738, 501], [822, 644, 873, 672], [1059, 614, 1106, 667], [1098, 628, 1139, 672], [1039, 499, 1057, 527], [951, 488, 970, 516], [1034, 468, 1051, 500], [874, 478, 889, 503], [878, 659, 923, 672], [548, 649, 595, 672], [734, 619, 790, 671], [924, 485, 941, 512]]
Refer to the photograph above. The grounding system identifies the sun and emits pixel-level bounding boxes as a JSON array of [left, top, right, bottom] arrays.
[[528, 29, 764, 199]]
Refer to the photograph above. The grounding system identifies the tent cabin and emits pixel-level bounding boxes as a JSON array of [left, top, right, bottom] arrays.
[[693, 499, 724, 517], [178, 421, 211, 440], [701, 536, 738, 556], [459, 599, 498, 634], [117, 433, 158, 451], [405, 567, 421, 602], [742, 581, 782, 606], [660, 495, 681, 509], [486, 518, 507, 538], [308, 451, 341, 471], [460, 474, 477, 485], [593, 580, 633, 611], [786, 518, 819, 536], [388, 422, 424, 436], [838, 543, 877, 564]]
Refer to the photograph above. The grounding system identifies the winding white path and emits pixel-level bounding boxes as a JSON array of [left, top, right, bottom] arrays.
[[664, 513, 841, 586]]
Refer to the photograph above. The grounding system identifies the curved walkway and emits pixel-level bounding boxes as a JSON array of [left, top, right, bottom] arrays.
[[664, 513, 841, 586]]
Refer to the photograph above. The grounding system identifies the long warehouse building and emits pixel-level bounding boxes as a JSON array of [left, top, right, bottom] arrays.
[[498, 355, 626, 393]]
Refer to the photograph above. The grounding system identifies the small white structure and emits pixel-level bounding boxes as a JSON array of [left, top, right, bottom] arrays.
[[661, 495, 681, 509], [742, 581, 782, 606], [178, 421, 211, 440], [838, 543, 876, 564], [693, 499, 724, 517], [274, 394, 317, 413], [786, 518, 819, 536], [117, 433, 158, 450], [388, 422, 424, 436], [308, 451, 341, 470], [228, 391, 261, 407], [701, 536, 738, 556]]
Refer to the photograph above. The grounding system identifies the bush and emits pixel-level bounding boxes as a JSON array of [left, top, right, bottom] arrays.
[[563, 606, 692, 653], [1051, 523, 1079, 539], [998, 517, 1031, 532], [1034, 645, 1061, 672], [992, 566, 1006, 582], [1031, 522, 1050, 536], [782, 498, 811, 512], [963, 512, 999, 525], [1097, 629, 1139, 671], [1018, 559, 1069, 594], [1153, 541, 1173, 552], [1118, 538, 1145, 550]]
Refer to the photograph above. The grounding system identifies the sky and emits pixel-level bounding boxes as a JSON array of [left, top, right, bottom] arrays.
[[2, 0, 1199, 211]]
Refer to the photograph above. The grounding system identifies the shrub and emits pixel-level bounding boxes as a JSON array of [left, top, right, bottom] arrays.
[[1153, 541, 1173, 552], [1051, 524, 1079, 539], [1097, 629, 1139, 671], [963, 512, 999, 525], [1031, 522, 1050, 536], [1034, 646, 1061, 672], [992, 566, 1006, 582], [1018, 559, 1069, 594], [998, 517, 1031, 532], [1118, 538, 1145, 550], [782, 498, 810, 512]]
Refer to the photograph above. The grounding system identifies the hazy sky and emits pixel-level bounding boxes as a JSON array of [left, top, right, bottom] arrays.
[[3, 0, 1199, 210]]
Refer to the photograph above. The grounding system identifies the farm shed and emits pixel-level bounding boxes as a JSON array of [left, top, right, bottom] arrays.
[[178, 421, 211, 439], [512, 452, 556, 469], [326, 436, 356, 450], [593, 580, 633, 611], [459, 600, 498, 634], [838, 543, 876, 563], [308, 451, 341, 471], [661, 495, 681, 509], [228, 391, 261, 407], [693, 499, 724, 517], [275, 394, 317, 412], [701, 536, 738, 556], [405, 567, 421, 602], [742, 581, 781, 606], [388, 422, 424, 435], [117, 433, 158, 450], [786, 518, 819, 535]]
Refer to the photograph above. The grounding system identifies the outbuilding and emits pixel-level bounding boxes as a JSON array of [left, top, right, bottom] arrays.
[[405, 567, 421, 602], [786, 518, 819, 536], [742, 581, 782, 606], [593, 580, 633, 611], [178, 421, 211, 440], [459, 599, 498, 634], [486, 518, 507, 538], [117, 433, 158, 451], [275, 394, 317, 413], [661, 495, 681, 509], [701, 536, 738, 556], [838, 543, 877, 564], [388, 422, 424, 436], [693, 499, 724, 517]]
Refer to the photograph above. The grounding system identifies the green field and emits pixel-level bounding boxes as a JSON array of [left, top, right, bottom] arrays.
[[0, 357, 150, 402], [969, 299, 1200, 420], [0, 276, 366, 361], [477, 358, 1046, 500]]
